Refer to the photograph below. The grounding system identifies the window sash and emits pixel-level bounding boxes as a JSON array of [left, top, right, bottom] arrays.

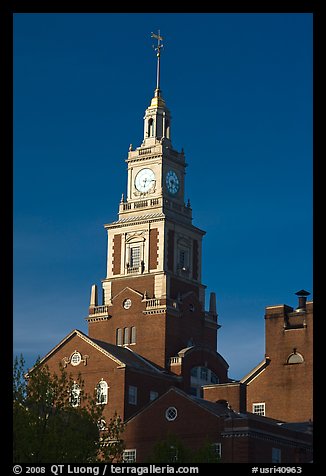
[[123, 449, 137, 463], [128, 386, 137, 405], [253, 402, 265, 416], [130, 246, 140, 268]]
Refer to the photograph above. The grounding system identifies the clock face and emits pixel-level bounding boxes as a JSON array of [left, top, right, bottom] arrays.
[[135, 168, 156, 193], [166, 170, 180, 195]]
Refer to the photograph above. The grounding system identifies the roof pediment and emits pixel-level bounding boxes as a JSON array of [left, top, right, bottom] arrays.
[[27, 329, 170, 377], [28, 329, 126, 373], [112, 286, 144, 302]]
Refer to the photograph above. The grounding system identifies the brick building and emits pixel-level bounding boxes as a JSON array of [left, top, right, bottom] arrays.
[[203, 290, 313, 424], [123, 388, 312, 463], [31, 33, 313, 463]]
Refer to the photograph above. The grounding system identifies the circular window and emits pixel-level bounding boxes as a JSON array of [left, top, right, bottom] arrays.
[[123, 299, 132, 309], [165, 406, 178, 421], [70, 351, 82, 366]]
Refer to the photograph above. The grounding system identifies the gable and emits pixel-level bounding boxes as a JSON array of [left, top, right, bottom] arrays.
[[123, 387, 227, 447], [125, 387, 227, 424], [28, 329, 125, 374], [111, 286, 144, 302]]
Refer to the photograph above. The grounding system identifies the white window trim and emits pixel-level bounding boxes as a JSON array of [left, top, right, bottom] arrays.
[[212, 442, 222, 458], [96, 379, 108, 405], [70, 382, 81, 407], [253, 402, 266, 416], [123, 449, 137, 463], [165, 406, 178, 421]]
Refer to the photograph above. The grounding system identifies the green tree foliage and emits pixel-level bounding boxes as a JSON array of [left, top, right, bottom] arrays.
[[13, 355, 125, 463], [100, 413, 126, 462], [146, 433, 221, 463]]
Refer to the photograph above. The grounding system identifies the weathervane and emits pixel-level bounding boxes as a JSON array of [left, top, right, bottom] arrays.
[[151, 30, 164, 92]]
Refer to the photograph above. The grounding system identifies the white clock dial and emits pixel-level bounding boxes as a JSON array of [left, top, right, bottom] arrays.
[[166, 170, 180, 195], [135, 168, 156, 193]]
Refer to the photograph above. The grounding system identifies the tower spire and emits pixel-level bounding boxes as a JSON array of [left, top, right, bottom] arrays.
[[151, 30, 163, 96]]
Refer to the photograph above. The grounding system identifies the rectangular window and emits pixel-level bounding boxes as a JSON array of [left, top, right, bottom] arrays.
[[130, 246, 140, 268], [128, 385, 137, 405], [123, 449, 137, 463], [212, 443, 222, 458], [272, 448, 281, 463], [253, 402, 265, 416], [150, 390, 158, 401]]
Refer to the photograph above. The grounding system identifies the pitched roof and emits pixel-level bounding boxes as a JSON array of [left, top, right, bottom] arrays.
[[88, 335, 174, 377]]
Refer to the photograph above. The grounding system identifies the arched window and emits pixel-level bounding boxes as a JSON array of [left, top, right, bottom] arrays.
[[96, 379, 108, 405], [148, 118, 154, 137], [70, 382, 81, 407], [116, 328, 123, 346], [165, 119, 170, 139], [287, 351, 304, 364], [130, 326, 136, 344], [124, 327, 129, 345], [97, 418, 107, 431], [190, 366, 219, 397]]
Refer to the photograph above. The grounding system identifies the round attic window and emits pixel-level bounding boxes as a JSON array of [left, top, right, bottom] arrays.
[[123, 299, 132, 309], [165, 406, 178, 421], [70, 351, 82, 366]]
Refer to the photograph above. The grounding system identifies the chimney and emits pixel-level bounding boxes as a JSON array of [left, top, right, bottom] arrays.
[[295, 289, 310, 311]]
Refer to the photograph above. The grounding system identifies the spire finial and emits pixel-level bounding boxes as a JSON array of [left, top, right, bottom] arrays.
[[151, 30, 164, 93]]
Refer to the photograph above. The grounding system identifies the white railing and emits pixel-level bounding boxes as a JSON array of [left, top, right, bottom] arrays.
[[170, 356, 182, 364], [145, 299, 161, 308], [91, 305, 109, 315]]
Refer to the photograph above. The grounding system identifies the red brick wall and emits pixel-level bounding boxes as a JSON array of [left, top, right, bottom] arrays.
[[247, 303, 313, 422], [123, 389, 225, 463], [203, 382, 245, 412], [165, 291, 218, 361], [169, 277, 199, 300], [111, 275, 155, 298], [124, 369, 179, 420], [42, 333, 127, 423], [122, 389, 312, 463], [88, 284, 167, 368]]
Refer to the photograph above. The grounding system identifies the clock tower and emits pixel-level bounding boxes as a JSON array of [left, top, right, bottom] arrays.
[[87, 32, 221, 372]]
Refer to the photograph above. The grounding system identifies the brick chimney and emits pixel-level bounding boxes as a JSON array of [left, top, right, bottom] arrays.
[[295, 289, 310, 311]]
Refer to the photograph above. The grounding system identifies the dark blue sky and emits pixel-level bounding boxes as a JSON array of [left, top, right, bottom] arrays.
[[13, 13, 313, 380]]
